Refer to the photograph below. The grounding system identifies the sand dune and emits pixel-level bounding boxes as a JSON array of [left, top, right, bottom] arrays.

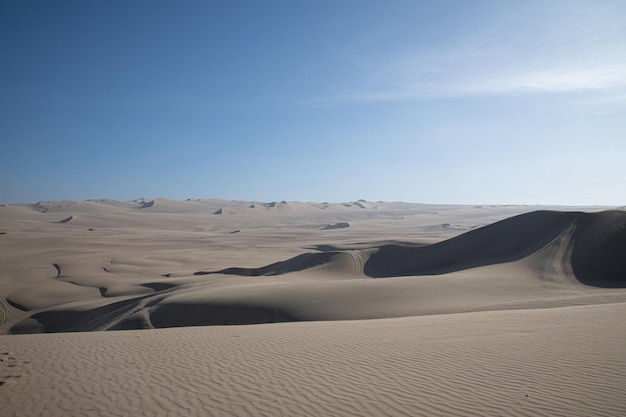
[[1, 199, 624, 416], [322, 222, 350, 230], [1, 203, 624, 333], [55, 215, 74, 223]]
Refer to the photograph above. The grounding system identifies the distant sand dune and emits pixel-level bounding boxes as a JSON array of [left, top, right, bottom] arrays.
[[3, 209, 625, 334], [197, 210, 625, 285], [54, 215, 74, 224], [364, 210, 583, 277]]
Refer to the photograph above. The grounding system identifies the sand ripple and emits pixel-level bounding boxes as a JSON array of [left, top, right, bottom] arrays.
[[1, 304, 625, 416]]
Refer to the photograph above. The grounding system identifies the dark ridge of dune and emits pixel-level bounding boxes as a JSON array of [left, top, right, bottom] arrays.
[[138, 200, 155, 209], [363, 210, 583, 277], [11, 297, 147, 333], [309, 241, 427, 252], [8, 318, 43, 334], [195, 252, 337, 276], [571, 210, 626, 288], [321, 222, 350, 230], [213, 208, 223, 215], [109, 315, 154, 330], [149, 303, 295, 328], [52, 263, 61, 278], [55, 215, 73, 223], [6, 299, 28, 311], [142, 282, 178, 292], [33, 201, 48, 213], [310, 244, 352, 252], [11, 295, 296, 332]]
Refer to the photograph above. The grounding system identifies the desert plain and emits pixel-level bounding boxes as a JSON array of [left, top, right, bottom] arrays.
[[1, 198, 625, 416]]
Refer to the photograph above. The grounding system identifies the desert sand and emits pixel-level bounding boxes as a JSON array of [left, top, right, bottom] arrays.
[[1, 199, 625, 416]]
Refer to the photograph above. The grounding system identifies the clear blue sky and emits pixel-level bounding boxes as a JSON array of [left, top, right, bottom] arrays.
[[2, 0, 625, 205]]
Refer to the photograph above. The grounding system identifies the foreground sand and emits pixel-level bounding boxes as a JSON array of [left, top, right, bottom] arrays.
[[1, 304, 625, 416], [1, 199, 625, 415]]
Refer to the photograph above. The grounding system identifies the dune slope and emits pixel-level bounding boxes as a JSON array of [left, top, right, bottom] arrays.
[[1, 206, 624, 334]]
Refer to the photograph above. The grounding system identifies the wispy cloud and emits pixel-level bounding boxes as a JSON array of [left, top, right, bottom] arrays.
[[461, 66, 626, 95], [315, 1, 626, 106], [320, 65, 626, 104]]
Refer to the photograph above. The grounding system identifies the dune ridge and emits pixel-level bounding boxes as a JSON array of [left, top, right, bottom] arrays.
[[190, 210, 625, 286], [2, 207, 624, 334]]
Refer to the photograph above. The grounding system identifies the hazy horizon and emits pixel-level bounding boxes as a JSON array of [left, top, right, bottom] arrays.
[[2, 196, 620, 209]]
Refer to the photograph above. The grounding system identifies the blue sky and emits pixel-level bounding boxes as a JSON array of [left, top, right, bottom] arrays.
[[1, 0, 625, 205]]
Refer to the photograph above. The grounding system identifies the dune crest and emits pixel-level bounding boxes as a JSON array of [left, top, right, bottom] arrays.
[[55, 215, 74, 224], [1, 206, 624, 334]]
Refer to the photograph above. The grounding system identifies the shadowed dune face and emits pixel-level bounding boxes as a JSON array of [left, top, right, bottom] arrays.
[[149, 303, 295, 327], [572, 211, 626, 287], [196, 252, 337, 276], [364, 210, 584, 277], [207, 210, 626, 286], [14, 297, 147, 334]]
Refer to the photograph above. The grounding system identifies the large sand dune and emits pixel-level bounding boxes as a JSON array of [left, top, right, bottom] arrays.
[[1, 203, 624, 333], [1, 199, 625, 416]]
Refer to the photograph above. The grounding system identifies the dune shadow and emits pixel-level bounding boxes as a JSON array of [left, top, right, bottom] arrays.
[[196, 210, 626, 288], [149, 302, 295, 328], [571, 211, 626, 288], [142, 282, 178, 292], [195, 252, 336, 276], [364, 211, 583, 277]]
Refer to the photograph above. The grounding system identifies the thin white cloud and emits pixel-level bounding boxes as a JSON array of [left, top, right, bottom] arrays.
[[315, 1, 626, 105], [461, 66, 626, 95], [316, 65, 626, 104]]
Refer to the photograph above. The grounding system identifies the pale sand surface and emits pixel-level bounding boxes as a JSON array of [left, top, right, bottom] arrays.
[[1, 199, 625, 415], [0, 304, 625, 417]]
